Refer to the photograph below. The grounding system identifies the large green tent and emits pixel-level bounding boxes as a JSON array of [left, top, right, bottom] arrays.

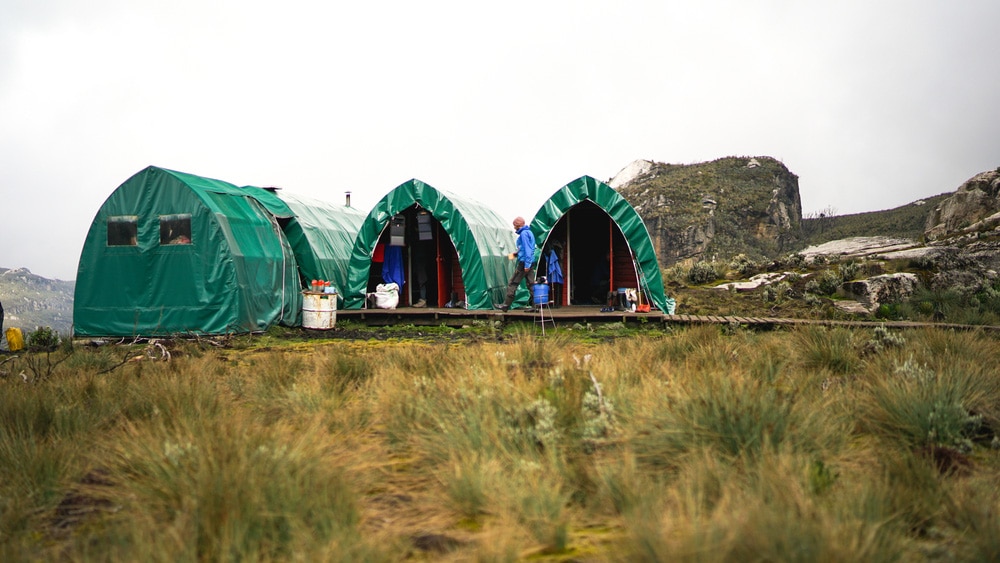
[[343, 179, 516, 310], [530, 175, 675, 313], [74, 166, 300, 336]]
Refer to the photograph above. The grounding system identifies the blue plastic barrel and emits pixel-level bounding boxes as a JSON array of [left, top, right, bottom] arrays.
[[533, 283, 550, 305]]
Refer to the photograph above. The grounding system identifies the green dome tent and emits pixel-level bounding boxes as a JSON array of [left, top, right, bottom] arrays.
[[74, 166, 300, 337], [343, 179, 516, 310], [530, 175, 675, 314], [263, 191, 367, 310]]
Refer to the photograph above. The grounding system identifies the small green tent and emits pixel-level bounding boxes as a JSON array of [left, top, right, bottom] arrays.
[[266, 191, 367, 309], [530, 176, 675, 313], [343, 179, 516, 310], [74, 166, 300, 336]]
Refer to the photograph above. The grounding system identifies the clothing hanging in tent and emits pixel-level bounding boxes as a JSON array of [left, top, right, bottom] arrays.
[[545, 249, 563, 284], [381, 245, 405, 287]]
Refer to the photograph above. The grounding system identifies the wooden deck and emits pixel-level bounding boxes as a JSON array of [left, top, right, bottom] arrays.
[[336, 305, 1000, 332]]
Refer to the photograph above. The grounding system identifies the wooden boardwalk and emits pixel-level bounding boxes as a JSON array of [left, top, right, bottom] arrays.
[[336, 306, 1000, 332]]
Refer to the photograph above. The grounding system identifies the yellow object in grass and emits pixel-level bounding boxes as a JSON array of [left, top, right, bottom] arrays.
[[5, 327, 24, 352]]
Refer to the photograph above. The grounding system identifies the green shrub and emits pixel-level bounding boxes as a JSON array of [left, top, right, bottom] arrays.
[[838, 260, 861, 282], [875, 303, 901, 320], [687, 261, 719, 285], [729, 253, 759, 277], [27, 326, 60, 352], [512, 398, 561, 450], [779, 253, 806, 269], [806, 269, 843, 296], [761, 281, 793, 303], [862, 325, 907, 355], [908, 287, 963, 320]]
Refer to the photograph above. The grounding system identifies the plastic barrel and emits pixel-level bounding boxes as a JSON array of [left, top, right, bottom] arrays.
[[532, 283, 550, 305]]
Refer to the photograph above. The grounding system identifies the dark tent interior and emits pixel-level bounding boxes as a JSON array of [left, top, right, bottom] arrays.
[[367, 204, 465, 307], [541, 201, 641, 307]]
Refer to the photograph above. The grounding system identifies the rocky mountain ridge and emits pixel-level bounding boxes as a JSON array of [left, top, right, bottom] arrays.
[[612, 156, 803, 265], [615, 160, 1000, 318], [0, 267, 74, 343]]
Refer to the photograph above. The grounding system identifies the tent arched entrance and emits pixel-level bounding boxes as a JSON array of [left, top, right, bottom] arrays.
[[540, 200, 645, 306], [343, 179, 515, 310], [367, 203, 465, 308], [530, 176, 675, 313]]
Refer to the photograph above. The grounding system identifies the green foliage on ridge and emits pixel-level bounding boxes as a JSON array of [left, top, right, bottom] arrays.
[[616, 156, 803, 263], [799, 193, 951, 247]]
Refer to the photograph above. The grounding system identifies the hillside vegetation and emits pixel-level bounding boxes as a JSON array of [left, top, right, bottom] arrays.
[[614, 157, 966, 268], [799, 193, 951, 247], [0, 268, 73, 338], [3, 326, 1000, 560], [616, 156, 802, 264]]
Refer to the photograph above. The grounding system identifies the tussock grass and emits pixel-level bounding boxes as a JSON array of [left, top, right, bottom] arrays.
[[796, 325, 862, 374], [2, 326, 1000, 560]]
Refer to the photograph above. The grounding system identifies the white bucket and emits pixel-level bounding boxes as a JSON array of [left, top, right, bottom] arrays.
[[302, 292, 337, 330]]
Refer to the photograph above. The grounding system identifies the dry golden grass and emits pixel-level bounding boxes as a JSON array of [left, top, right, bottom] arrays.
[[2, 326, 1000, 560]]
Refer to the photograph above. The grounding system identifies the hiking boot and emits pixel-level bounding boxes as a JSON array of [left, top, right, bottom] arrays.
[[498, 304, 510, 312], [413, 299, 427, 308]]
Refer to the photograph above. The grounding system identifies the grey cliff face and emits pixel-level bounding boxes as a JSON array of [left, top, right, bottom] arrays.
[[925, 169, 1000, 241]]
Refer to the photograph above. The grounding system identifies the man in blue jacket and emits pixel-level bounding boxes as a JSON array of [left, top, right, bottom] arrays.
[[499, 216, 535, 312]]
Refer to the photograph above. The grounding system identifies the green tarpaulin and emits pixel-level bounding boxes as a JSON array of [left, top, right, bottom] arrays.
[[269, 191, 367, 310], [343, 179, 516, 310], [530, 176, 675, 314], [74, 166, 300, 336]]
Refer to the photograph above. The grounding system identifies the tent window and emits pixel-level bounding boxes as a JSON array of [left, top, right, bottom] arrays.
[[160, 214, 192, 245], [107, 216, 138, 246]]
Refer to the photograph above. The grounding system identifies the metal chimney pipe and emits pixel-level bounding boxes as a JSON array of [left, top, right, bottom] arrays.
[[345, 191, 352, 207]]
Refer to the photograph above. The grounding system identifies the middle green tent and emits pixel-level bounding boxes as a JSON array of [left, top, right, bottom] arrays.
[[247, 188, 367, 316], [343, 179, 516, 310]]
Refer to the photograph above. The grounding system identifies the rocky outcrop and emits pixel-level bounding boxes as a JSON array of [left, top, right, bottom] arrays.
[[713, 272, 792, 292], [924, 240, 1000, 295], [925, 169, 1000, 241], [608, 159, 655, 190], [799, 236, 920, 262], [843, 273, 920, 312], [613, 156, 803, 266]]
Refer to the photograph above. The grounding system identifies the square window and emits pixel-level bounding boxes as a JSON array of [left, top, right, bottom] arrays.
[[160, 214, 192, 245], [107, 216, 138, 246]]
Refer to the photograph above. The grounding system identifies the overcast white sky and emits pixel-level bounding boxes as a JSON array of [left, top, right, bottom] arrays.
[[2, 0, 998, 281]]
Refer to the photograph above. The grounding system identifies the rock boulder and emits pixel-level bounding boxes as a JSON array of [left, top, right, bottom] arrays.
[[842, 273, 920, 312]]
